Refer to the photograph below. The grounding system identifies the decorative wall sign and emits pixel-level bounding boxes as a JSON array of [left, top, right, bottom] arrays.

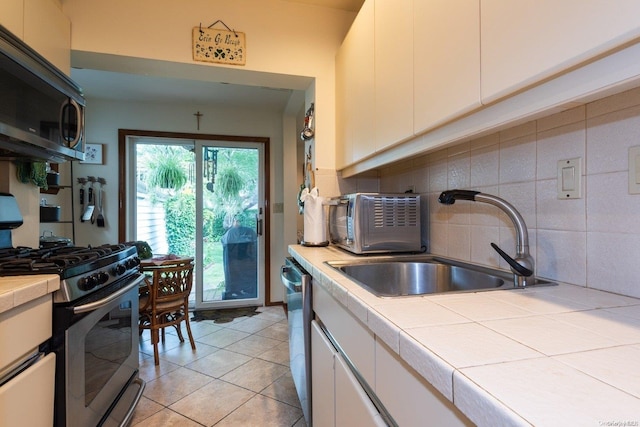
[[81, 144, 103, 164], [193, 21, 246, 66]]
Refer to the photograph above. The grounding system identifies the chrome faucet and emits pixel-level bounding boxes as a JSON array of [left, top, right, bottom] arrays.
[[438, 190, 534, 287]]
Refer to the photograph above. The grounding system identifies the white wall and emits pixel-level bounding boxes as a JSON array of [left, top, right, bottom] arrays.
[[379, 86, 640, 299], [62, 0, 356, 171], [59, 0, 356, 303], [73, 97, 288, 302]]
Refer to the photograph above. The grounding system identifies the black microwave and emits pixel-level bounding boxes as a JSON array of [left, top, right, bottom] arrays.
[[0, 25, 85, 162]]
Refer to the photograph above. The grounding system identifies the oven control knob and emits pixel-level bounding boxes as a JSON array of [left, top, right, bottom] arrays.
[[114, 264, 127, 275], [125, 258, 139, 269], [96, 271, 109, 284], [79, 276, 97, 291]]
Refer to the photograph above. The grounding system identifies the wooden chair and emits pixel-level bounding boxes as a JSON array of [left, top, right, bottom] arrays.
[[138, 260, 196, 365]]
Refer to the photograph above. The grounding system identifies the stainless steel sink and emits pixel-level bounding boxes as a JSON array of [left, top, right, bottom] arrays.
[[326, 256, 556, 297]]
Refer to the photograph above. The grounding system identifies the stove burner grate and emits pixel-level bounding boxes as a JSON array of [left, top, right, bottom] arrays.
[[0, 244, 133, 276]]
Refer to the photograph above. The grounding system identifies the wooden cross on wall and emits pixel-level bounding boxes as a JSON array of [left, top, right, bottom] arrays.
[[194, 111, 203, 130]]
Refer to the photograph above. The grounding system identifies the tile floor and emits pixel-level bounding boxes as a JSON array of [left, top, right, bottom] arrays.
[[131, 305, 306, 427]]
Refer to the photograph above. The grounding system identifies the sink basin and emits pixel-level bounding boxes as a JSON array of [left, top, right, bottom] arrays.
[[327, 256, 555, 297]]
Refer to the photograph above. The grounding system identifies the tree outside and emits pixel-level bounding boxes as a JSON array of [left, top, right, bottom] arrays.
[[136, 143, 259, 301]]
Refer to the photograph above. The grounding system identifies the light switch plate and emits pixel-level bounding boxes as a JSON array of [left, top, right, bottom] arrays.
[[557, 157, 582, 199], [629, 146, 640, 194]]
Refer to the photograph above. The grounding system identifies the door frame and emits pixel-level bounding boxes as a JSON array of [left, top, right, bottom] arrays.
[[117, 129, 272, 305]]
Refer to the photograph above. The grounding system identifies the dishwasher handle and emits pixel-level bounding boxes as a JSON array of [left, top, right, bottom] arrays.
[[280, 265, 303, 293]]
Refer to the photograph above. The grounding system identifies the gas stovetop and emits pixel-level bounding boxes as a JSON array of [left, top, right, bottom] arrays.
[[0, 244, 141, 303]]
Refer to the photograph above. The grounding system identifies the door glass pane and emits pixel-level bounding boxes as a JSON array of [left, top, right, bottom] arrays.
[[133, 138, 263, 309], [135, 143, 195, 258], [201, 145, 259, 302]]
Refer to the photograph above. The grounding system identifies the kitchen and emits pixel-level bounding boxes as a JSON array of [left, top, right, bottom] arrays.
[[1, 0, 640, 426]]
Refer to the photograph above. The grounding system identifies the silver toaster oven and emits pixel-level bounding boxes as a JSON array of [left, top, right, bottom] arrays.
[[328, 193, 422, 254]]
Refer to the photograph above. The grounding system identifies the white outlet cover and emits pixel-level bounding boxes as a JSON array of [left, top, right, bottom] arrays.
[[557, 157, 582, 199]]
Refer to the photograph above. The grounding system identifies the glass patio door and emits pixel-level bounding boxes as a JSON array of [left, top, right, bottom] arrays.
[[194, 141, 264, 309], [132, 136, 265, 310]]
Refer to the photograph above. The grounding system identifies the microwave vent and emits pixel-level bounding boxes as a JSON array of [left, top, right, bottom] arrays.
[[372, 196, 419, 228]]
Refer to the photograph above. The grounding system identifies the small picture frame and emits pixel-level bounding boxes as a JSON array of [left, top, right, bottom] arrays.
[[81, 143, 103, 164]]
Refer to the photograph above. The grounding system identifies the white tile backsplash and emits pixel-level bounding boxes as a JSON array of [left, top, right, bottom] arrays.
[[499, 134, 537, 184], [587, 171, 640, 234], [469, 144, 500, 187], [536, 121, 585, 180], [536, 179, 586, 231], [535, 229, 587, 286], [375, 86, 640, 298], [447, 152, 471, 189], [586, 231, 640, 298], [586, 105, 640, 174]]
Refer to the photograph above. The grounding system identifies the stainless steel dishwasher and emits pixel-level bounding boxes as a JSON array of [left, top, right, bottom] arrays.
[[281, 257, 312, 425]]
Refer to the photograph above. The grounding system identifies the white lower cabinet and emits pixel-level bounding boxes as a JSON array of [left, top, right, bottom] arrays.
[[311, 320, 385, 427], [335, 353, 386, 426], [0, 295, 55, 427], [311, 320, 335, 427], [375, 339, 473, 427], [311, 277, 475, 426]]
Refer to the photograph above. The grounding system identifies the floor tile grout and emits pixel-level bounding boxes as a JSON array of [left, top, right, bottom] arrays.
[[131, 305, 306, 426]]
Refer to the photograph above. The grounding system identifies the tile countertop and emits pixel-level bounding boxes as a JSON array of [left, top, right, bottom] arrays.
[[289, 245, 640, 426], [0, 274, 60, 315]]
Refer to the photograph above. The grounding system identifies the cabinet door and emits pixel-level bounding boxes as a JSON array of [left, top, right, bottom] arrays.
[[311, 320, 335, 427], [23, 0, 71, 74], [374, 0, 413, 152], [0, 0, 24, 39], [0, 353, 55, 427], [335, 354, 386, 427], [375, 339, 473, 426], [481, 0, 640, 103], [414, 0, 480, 134], [312, 281, 375, 385], [336, 0, 375, 167]]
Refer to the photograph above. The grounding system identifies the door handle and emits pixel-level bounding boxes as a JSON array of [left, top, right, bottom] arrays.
[[256, 218, 263, 236]]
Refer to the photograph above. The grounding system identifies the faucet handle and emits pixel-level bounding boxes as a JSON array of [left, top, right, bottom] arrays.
[[438, 190, 480, 204], [490, 243, 533, 277]]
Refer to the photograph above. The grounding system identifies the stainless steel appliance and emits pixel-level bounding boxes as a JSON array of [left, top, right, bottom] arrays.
[[280, 258, 312, 425], [0, 194, 145, 426], [0, 244, 146, 427], [328, 193, 422, 254], [0, 24, 85, 162]]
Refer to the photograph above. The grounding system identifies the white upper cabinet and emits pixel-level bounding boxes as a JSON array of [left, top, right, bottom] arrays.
[[374, 0, 413, 152], [23, 0, 71, 75], [335, 0, 375, 168], [413, 0, 480, 134], [481, 0, 640, 103], [0, 0, 24, 39]]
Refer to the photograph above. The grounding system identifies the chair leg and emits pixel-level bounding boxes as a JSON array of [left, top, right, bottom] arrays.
[[151, 328, 160, 365], [175, 323, 185, 342], [184, 310, 196, 350]]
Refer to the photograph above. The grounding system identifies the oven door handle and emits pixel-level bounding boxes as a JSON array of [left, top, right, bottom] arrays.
[[73, 274, 145, 314]]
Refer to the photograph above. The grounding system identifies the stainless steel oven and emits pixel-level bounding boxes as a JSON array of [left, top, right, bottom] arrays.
[[0, 195, 144, 426], [55, 274, 145, 427], [45, 245, 146, 427], [0, 242, 146, 427]]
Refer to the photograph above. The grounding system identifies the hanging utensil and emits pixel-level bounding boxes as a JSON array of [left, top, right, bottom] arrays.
[[301, 103, 315, 141], [96, 177, 105, 227], [77, 177, 87, 222], [83, 176, 96, 223]]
